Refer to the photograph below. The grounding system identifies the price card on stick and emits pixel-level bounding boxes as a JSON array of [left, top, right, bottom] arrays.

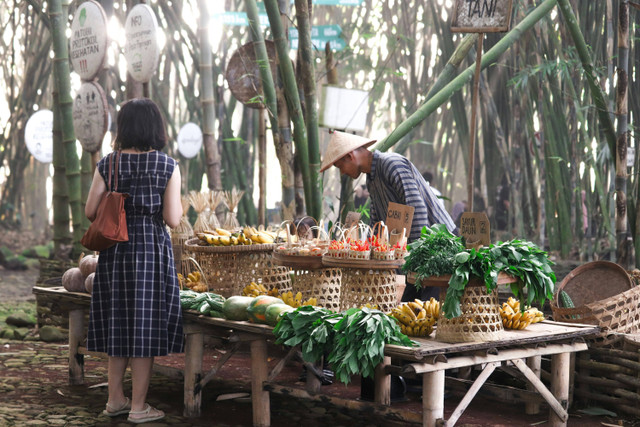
[[386, 202, 414, 247], [460, 212, 491, 248]]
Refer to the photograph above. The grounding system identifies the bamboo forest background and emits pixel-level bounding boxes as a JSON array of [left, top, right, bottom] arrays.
[[0, 0, 638, 266]]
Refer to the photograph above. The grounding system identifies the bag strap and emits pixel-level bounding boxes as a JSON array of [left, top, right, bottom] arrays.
[[107, 151, 121, 192]]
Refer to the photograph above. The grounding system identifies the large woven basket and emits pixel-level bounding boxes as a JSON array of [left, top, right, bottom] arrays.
[[551, 261, 638, 346], [291, 268, 342, 312], [184, 238, 291, 297], [339, 268, 397, 313], [435, 285, 504, 343]]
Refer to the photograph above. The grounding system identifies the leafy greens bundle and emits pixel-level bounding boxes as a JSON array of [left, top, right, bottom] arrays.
[[401, 224, 465, 287], [273, 306, 416, 384], [442, 239, 556, 319]]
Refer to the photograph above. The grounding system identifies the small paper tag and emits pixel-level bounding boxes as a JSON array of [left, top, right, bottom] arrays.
[[460, 212, 491, 248], [386, 202, 414, 246]]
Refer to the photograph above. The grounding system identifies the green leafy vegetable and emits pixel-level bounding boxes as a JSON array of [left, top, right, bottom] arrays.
[[402, 224, 465, 288], [442, 240, 556, 319], [273, 306, 416, 384]]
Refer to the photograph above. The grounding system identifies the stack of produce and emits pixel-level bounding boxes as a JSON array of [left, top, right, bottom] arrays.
[[389, 298, 439, 337], [499, 297, 545, 330], [180, 290, 225, 317], [178, 271, 207, 292], [195, 226, 276, 246], [241, 282, 317, 307], [62, 253, 99, 294]]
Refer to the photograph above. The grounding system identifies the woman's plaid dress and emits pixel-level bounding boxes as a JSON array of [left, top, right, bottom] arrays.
[[87, 151, 184, 357]]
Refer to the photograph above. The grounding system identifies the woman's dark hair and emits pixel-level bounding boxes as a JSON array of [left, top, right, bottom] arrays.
[[114, 98, 167, 151]]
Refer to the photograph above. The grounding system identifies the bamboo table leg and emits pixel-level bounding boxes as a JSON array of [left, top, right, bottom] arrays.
[[251, 338, 270, 427], [549, 352, 571, 427], [525, 355, 542, 414], [374, 356, 391, 405], [183, 332, 204, 417], [423, 369, 445, 427], [68, 308, 85, 385]]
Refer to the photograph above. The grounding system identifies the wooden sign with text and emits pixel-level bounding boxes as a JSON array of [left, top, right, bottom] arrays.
[[460, 212, 491, 248], [451, 0, 513, 33], [344, 211, 362, 228], [385, 202, 414, 246]]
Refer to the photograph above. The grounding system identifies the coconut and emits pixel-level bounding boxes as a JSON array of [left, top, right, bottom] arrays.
[[78, 254, 99, 278], [84, 272, 95, 294], [62, 267, 85, 293]]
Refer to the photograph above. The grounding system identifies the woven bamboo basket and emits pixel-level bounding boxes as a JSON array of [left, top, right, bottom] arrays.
[[171, 231, 192, 277], [184, 238, 291, 297], [435, 285, 504, 343], [339, 268, 397, 313], [550, 261, 637, 347], [291, 268, 342, 312]]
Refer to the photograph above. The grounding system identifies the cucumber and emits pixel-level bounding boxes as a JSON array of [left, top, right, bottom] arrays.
[[559, 290, 574, 308]]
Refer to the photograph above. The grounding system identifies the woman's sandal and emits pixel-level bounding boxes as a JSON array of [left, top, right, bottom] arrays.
[[127, 404, 165, 424], [102, 397, 131, 417]]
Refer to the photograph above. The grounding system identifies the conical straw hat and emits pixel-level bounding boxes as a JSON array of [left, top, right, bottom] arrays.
[[319, 131, 376, 172]]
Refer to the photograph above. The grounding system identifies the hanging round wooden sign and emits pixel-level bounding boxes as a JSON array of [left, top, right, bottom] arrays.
[[25, 109, 53, 163], [124, 4, 160, 83], [226, 41, 278, 109], [69, 0, 108, 81], [177, 123, 203, 159], [72, 81, 109, 153]]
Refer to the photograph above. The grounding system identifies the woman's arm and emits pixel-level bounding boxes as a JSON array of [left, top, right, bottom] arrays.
[[163, 166, 183, 229], [85, 168, 107, 222]]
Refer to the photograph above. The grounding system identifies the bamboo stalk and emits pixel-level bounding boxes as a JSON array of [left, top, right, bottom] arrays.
[[294, 0, 322, 220], [263, 0, 313, 215], [374, 0, 558, 152]]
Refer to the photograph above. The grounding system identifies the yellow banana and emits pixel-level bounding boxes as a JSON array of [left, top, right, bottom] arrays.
[[392, 311, 413, 326], [401, 304, 417, 321], [416, 308, 427, 320], [258, 232, 275, 244], [216, 228, 232, 236]]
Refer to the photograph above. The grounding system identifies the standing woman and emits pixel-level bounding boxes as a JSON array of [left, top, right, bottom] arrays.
[[84, 98, 183, 424]]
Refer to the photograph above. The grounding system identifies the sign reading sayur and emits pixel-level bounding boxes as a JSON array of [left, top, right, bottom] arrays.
[[451, 0, 513, 33]]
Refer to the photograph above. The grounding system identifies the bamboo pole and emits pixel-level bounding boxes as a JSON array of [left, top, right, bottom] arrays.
[[556, 0, 617, 156], [294, 0, 322, 220], [198, 0, 222, 191], [49, 0, 83, 256], [615, 0, 630, 267], [374, 0, 558, 152], [467, 34, 483, 212], [264, 0, 313, 216]]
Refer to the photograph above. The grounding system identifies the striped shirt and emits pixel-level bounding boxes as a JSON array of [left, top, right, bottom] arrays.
[[366, 151, 457, 242]]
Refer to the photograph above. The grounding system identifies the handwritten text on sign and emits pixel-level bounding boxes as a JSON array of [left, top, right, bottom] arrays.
[[451, 0, 513, 33]]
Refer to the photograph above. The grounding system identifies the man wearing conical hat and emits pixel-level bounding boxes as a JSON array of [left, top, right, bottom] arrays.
[[320, 131, 457, 300]]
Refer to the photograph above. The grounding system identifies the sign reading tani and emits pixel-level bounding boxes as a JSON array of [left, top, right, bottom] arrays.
[[69, 0, 108, 80], [451, 0, 513, 33], [124, 4, 160, 83]]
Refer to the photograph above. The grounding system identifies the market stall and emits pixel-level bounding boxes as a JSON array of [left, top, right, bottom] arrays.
[[32, 285, 599, 427]]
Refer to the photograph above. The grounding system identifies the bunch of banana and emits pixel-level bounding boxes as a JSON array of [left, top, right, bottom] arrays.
[[242, 281, 269, 297], [500, 297, 545, 330], [389, 300, 437, 338], [242, 226, 277, 244], [279, 291, 317, 308], [197, 228, 255, 246], [178, 271, 208, 293]]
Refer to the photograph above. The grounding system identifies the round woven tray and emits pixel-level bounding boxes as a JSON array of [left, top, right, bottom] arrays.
[[322, 255, 404, 269], [272, 252, 324, 270], [185, 238, 275, 253], [406, 271, 519, 287]]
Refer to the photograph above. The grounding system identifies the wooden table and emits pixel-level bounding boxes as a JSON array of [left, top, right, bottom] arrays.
[[32, 286, 599, 427]]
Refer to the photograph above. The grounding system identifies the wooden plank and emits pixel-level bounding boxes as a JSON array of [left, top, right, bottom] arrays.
[[385, 321, 599, 359], [183, 332, 204, 418], [403, 342, 588, 374], [525, 355, 541, 415], [374, 356, 391, 406]]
